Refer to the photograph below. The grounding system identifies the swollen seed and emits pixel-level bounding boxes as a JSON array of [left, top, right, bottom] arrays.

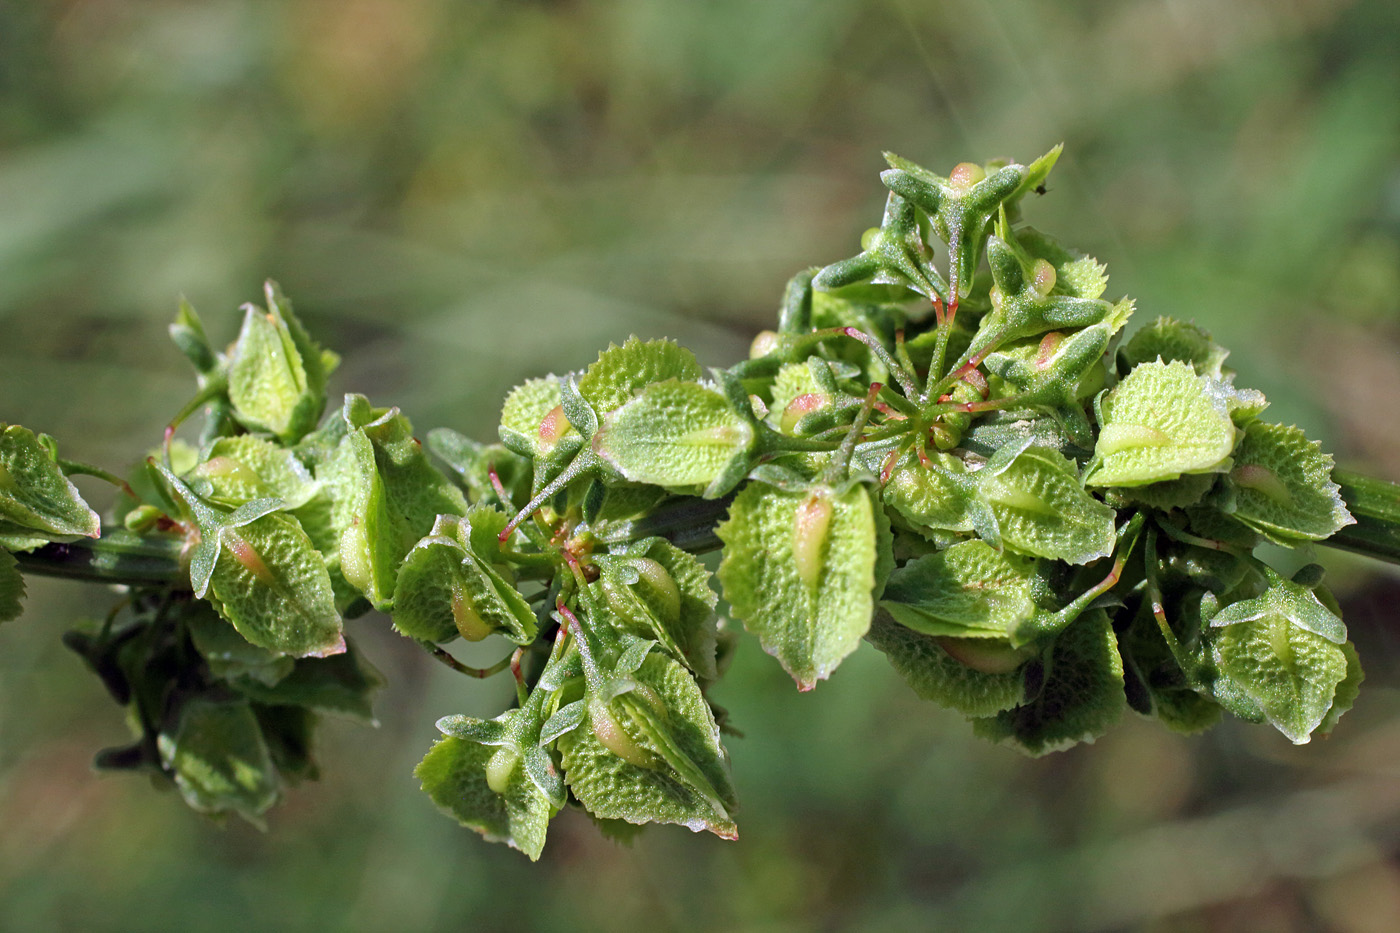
[[193, 455, 262, 489], [937, 636, 1030, 675], [1036, 332, 1065, 369], [781, 394, 829, 434], [628, 682, 667, 719], [1031, 259, 1057, 297], [950, 162, 986, 189], [1096, 423, 1173, 456], [452, 578, 494, 641], [591, 703, 655, 769], [1232, 464, 1295, 505], [930, 422, 959, 451], [792, 489, 834, 590], [225, 530, 276, 586], [631, 558, 682, 625], [750, 330, 781, 359], [485, 746, 519, 795], [339, 525, 372, 594], [123, 504, 163, 532], [537, 405, 569, 449], [860, 227, 881, 251], [989, 286, 1005, 313]]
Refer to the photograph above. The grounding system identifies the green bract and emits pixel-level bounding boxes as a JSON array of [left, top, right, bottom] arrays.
[[1, 147, 1382, 857]]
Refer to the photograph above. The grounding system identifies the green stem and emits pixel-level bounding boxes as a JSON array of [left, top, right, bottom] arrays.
[[14, 527, 187, 588], [1326, 470, 1400, 564]]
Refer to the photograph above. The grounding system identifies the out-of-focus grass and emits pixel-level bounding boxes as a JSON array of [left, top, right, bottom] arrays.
[[1, 2, 1398, 930]]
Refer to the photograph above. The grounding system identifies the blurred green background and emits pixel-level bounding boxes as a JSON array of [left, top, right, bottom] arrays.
[[3, 1, 1400, 930]]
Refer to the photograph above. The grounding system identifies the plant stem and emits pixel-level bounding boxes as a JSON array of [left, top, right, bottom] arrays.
[[1326, 470, 1400, 564], [14, 529, 187, 588], [13, 471, 1400, 594]]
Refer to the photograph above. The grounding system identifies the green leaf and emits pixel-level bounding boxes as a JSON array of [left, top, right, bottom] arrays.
[[1225, 421, 1353, 543], [881, 449, 984, 537], [880, 154, 1034, 299], [881, 540, 1037, 638], [558, 652, 737, 838], [1119, 317, 1229, 378], [972, 235, 1115, 356], [204, 511, 346, 658], [982, 305, 1131, 448], [1014, 227, 1109, 300], [1208, 592, 1350, 744], [594, 380, 755, 498], [813, 193, 946, 301], [766, 362, 822, 424], [0, 424, 101, 540], [254, 704, 319, 784], [978, 445, 1117, 564], [1086, 360, 1236, 487], [974, 610, 1126, 755], [158, 464, 345, 659], [232, 639, 384, 723], [598, 538, 719, 679], [717, 481, 879, 689], [157, 697, 280, 825], [417, 715, 558, 860], [865, 612, 1027, 717], [1210, 567, 1347, 645], [0, 549, 24, 623], [426, 429, 530, 508], [226, 285, 335, 443], [322, 396, 468, 609], [169, 298, 222, 377], [1118, 607, 1222, 735], [1119, 473, 1217, 511], [191, 435, 318, 509], [391, 514, 537, 645], [1317, 641, 1363, 736], [577, 337, 703, 414], [185, 603, 295, 687]]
